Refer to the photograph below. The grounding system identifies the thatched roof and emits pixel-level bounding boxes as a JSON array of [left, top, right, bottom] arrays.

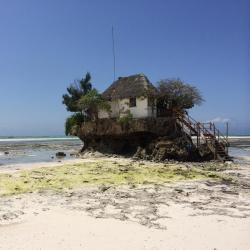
[[102, 73, 158, 100]]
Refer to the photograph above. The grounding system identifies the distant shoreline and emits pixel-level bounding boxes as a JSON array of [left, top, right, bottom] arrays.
[[0, 137, 80, 143], [228, 136, 250, 139]]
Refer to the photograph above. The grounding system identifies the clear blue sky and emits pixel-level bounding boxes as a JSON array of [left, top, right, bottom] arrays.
[[0, 0, 249, 136]]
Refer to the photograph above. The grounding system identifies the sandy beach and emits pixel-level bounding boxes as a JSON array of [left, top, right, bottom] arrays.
[[0, 156, 250, 250], [1, 0, 249, 248]]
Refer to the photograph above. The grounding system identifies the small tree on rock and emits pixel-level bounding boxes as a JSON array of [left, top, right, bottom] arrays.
[[65, 112, 85, 136], [62, 72, 110, 135], [77, 89, 110, 121], [157, 78, 204, 112], [62, 72, 92, 113]]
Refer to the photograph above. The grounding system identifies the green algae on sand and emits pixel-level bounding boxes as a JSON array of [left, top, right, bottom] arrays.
[[0, 160, 228, 196]]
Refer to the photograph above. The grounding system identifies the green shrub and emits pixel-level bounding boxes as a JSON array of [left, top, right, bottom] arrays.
[[118, 112, 133, 126], [65, 113, 85, 135]]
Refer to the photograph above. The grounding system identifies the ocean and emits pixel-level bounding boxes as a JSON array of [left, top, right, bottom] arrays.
[[228, 136, 250, 163], [0, 136, 82, 166], [0, 136, 249, 167]]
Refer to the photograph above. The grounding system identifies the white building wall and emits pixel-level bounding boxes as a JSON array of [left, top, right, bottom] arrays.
[[98, 109, 109, 119], [98, 99, 120, 119], [129, 97, 148, 118], [98, 97, 156, 119], [118, 98, 129, 117]]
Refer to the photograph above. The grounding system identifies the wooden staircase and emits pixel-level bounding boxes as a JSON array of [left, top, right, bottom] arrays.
[[175, 111, 230, 161]]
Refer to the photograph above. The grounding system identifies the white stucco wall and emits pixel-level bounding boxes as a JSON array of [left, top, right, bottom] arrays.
[[129, 97, 148, 118], [98, 97, 156, 119], [98, 109, 109, 119]]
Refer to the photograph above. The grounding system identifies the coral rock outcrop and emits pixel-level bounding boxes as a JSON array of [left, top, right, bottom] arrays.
[[72, 118, 210, 161]]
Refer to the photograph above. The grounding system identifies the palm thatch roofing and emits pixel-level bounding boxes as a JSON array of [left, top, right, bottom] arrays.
[[102, 73, 158, 100]]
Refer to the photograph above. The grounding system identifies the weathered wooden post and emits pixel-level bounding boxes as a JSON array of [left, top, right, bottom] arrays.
[[197, 122, 200, 147], [226, 122, 229, 154], [196, 123, 198, 146], [213, 123, 216, 160], [226, 122, 229, 139]]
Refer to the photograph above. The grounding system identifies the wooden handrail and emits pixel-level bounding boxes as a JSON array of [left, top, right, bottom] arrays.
[[174, 110, 229, 159]]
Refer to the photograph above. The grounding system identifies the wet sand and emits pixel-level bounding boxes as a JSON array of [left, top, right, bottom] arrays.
[[0, 156, 250, 250]]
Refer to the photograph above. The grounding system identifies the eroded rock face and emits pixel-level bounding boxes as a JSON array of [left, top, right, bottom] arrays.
[[72, 118, 212, 161], [74, 117, 177, 138]]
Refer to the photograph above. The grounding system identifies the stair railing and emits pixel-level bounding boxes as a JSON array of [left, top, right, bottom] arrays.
[[201, 122, 229, 152], [174, 110, 229, 158]]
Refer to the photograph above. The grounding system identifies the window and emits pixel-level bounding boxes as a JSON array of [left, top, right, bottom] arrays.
[[129, 97, 136, 107]]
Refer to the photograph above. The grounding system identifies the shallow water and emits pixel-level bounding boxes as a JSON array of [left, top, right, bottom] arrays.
[[228, 137, 250, 163], [229, 147, 250, 164], [0, 136, 249, 167], [0, 137, 82, 166]]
